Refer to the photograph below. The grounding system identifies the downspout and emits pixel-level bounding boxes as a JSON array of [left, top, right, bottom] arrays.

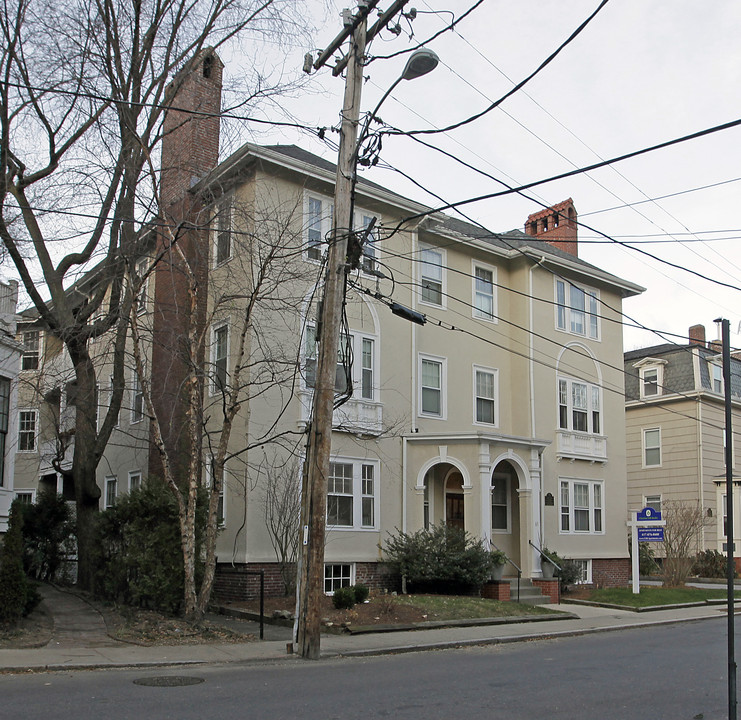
[[402, 436, 408, 534], [405, 224, 421, 534], [698, 398, 705, 548]]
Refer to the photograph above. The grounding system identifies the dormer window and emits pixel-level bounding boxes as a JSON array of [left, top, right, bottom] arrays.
[[633, 358, 667, 400], [711, 362, 723, 394], [643, 368, 658, 396]]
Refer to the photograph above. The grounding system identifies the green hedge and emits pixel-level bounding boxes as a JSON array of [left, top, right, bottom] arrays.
[[384, 524, 495, 594], [94, 480, 206, 613]]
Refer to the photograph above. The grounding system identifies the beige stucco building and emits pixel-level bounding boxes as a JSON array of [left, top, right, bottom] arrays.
[[625, 323, 741, 555], [11, 52, 644, 594]]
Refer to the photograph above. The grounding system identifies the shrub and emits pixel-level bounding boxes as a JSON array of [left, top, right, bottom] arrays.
[[353, 583, 370, 603], [542, 548, 582, 592], [0, 501, 29, 625], [20, 490, 74, 582], [332, 586, 356, 609], [384, 524, 495, 594], [639, 542, 659, 576], [693, 549, 730, 578], [94, 479, 206, 613]]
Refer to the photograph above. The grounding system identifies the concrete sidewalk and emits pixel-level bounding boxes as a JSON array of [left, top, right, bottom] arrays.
[[0, 585, 729, 674]]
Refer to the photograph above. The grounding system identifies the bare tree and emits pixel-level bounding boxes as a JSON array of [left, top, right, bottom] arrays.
[[261, 455, 301, 596], [129, 190, 312, 620], [661, 500, 711, 587], [0, 0, 307, 591]]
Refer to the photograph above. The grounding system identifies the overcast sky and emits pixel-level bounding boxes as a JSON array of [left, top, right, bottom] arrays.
[[238, 0, 741, 352]]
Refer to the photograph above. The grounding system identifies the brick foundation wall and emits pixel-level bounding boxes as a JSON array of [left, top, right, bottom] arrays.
[[592, 557, 631, 588], [481, 581, 510, 601], [212, 562, 400, 603], [532, 578, 560, 603]]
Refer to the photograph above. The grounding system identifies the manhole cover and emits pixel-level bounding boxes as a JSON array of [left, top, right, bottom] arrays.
[[133, 676, 205, 687]]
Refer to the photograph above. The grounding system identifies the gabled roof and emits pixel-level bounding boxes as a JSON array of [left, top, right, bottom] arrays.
[[195, 143, 644, 298]]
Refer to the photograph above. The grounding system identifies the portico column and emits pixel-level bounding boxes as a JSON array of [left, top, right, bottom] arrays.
[[479, 442, 491, 544]]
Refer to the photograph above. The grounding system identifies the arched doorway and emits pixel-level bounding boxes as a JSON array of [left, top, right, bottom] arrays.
[[490, 460, 520, 568]]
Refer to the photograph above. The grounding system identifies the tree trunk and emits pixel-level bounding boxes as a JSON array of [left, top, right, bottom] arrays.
[[67, 338, 103, 591]]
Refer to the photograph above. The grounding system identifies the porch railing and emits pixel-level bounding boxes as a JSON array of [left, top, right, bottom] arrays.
[[490, 541, 521, 603], [528, 539, 562, 573]]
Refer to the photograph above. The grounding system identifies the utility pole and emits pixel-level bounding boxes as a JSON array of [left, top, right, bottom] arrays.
[[717, 317, 737, 720], [295, 2, 371, 661]]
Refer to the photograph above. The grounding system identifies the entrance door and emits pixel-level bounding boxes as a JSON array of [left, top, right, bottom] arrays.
[[446, 493, 464, 529], [445, 471, 465, 529]]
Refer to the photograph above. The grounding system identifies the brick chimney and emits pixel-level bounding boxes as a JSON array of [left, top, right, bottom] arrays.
[[689, 324, 706, 347], [150, 50, 223, 484], [160, 49, 223, 212], [525, 199, 578, 256]]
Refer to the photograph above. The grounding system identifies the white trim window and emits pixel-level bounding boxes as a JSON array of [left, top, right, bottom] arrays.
[[643, 427, 661, 467], [304, 325, 376, 401], [327, 458, 379, 530], [105, 476, 117, 509], [555, 279, 599, 339], [135, 258, 149, 314], [558, 377, 601, 434], [306, 194, 333, 262], [419, 245, 445, 307], [131, 370, 144, 424], [215, 196, 232, 266], [711, 361, 723, 394], [491, 473, 510, 532], [211, 322, 230, 394], [324, 563, 353, 593], [21, 330, 40, 370], [571, 559, 592, 584], [644, 494, 662, 514], [18, 409, 37, 452], [560, 479, 603, 534], [358, 213, 378, 274], [641, 367, 659, 397], [129, 471, 142, 493], [419, 354, 446, 419], [15, 491, 35, 505], [474, 366, 497, 425], [472, 262, 496, 321]]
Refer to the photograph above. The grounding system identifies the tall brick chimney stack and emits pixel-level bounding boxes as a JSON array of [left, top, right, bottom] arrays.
[[160, 49, 223, 212], [150, 50, 223, 484], [689, 324, 706, 347], [525, 199, 578, 257]]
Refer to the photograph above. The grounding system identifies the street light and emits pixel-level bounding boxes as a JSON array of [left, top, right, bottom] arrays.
[[295, 33, 439, 661]]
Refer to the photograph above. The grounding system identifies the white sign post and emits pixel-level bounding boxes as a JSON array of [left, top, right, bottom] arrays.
[[627, 507, 666, 594]]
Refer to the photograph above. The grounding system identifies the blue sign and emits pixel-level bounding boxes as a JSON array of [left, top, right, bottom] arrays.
[[637, 507, 662, 522], [638, 527, 665, 542]]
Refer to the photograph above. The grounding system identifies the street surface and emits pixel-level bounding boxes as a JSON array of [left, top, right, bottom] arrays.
[[2, 618, 730, 719]]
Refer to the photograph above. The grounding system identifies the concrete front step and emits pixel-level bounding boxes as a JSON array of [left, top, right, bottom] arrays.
[[504, 577, 551, 605]]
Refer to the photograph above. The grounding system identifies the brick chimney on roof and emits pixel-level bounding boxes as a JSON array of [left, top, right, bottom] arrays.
[[689, 324, 706, 347], [525, 199, 578, 256]]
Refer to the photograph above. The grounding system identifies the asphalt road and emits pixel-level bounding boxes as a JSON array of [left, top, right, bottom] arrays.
[[2, 618, 733, 720]]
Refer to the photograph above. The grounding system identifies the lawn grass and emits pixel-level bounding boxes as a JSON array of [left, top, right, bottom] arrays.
[[581, 585, 738, 608], [391, 594, 563, 619]]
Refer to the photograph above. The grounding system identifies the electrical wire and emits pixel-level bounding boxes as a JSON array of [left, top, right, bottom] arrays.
[[383, 0, 610, 137]]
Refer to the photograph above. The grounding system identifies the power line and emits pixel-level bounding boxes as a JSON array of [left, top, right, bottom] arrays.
[[383, 0, 611, 137]]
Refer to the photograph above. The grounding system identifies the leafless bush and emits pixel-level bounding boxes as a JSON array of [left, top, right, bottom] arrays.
[[662, 500, 711, 587]]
